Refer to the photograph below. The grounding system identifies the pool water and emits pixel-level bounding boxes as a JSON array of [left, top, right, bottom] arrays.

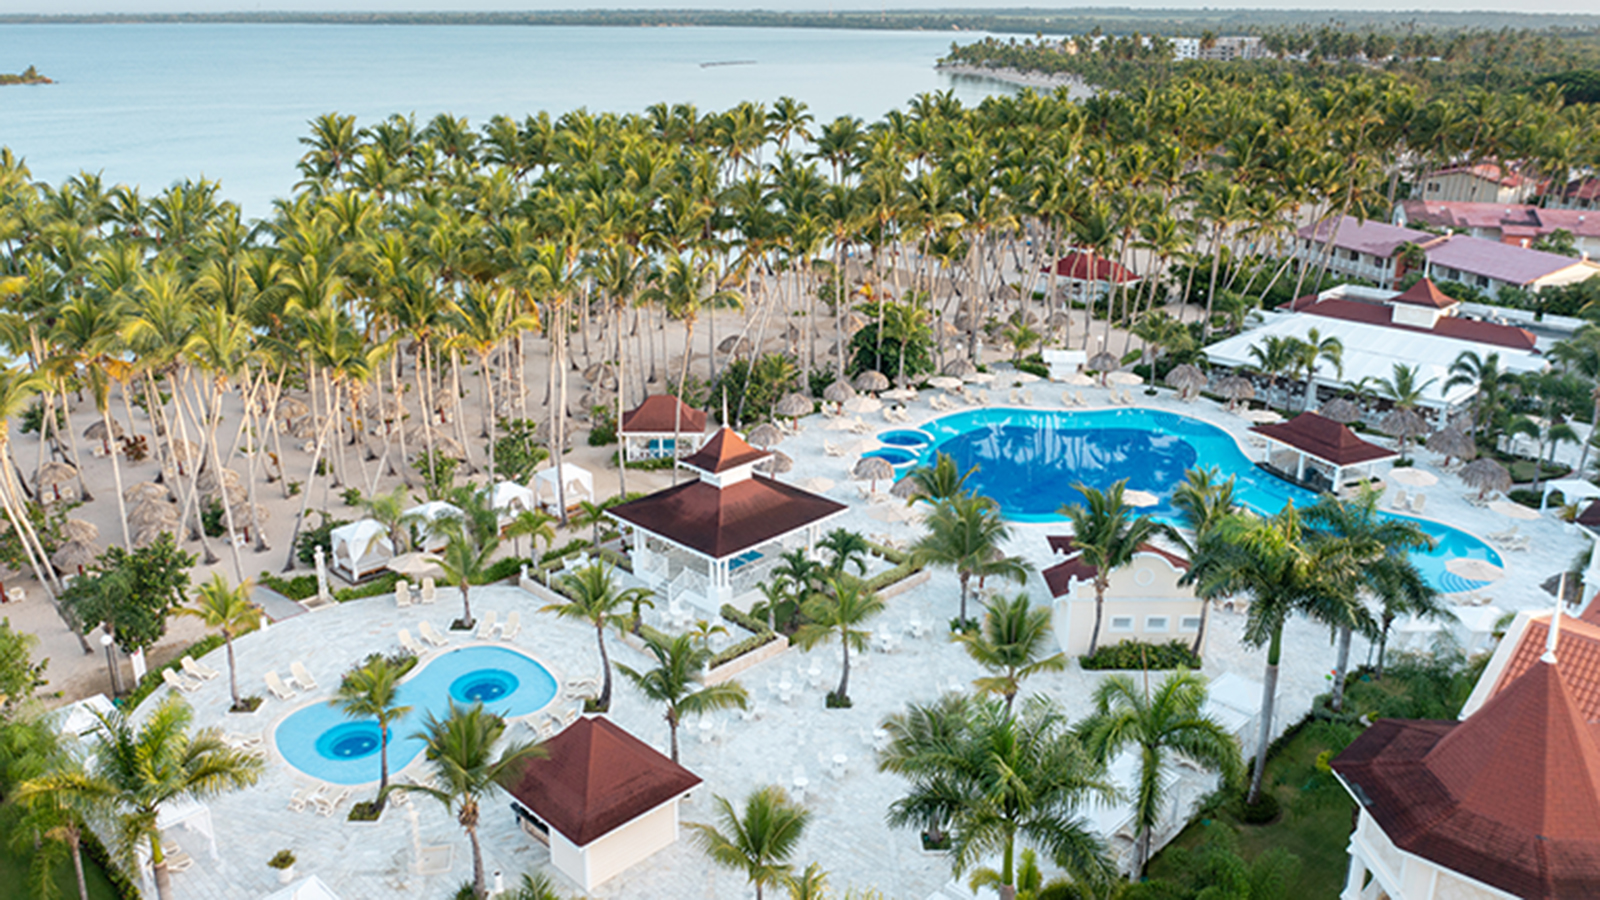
[[895, 408, 1503, 593], [865, 447, 918, 466], [879, 429, 932, 448], [275, 645, 557, 785]]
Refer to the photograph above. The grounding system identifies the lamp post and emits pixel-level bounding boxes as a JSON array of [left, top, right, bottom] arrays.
[[100, 632, 121, 696]]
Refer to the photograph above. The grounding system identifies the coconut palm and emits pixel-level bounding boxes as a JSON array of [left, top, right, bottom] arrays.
[[817, 528, 871, 579], [330, 656, 413, 813], [543, 562, 650, 711], [1169, 468, 1238, 654], [616, 630, 749, 763], [1077, 670, 1242, 877], [952, 593, 1066, 714], [687, 785, 812, 900], [435, 511, 498, 631], [360, 484, 415, 553], [10, 718, 111, 900], [383, 702, 545, 900], [903, 451, 977, 505], [503, 507, 557, 561], [1444, 349, 1516, 444], [173, 573, 259, 711], [1059, 480, 1174, 657], [793, 576, 885, 706], [910, 494, 1032, 625]]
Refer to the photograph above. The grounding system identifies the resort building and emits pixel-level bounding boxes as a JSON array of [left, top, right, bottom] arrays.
[[617, 394, 710, 462], [1415, 162, 1538, 205], [1544, 176, 1600, 211], [505, 716, 702, 892], [607, 427, 847, 615], [1041, 538, 1207, 657], [1394, 200, 1600, 258], [1202, 280, 1547, 413]]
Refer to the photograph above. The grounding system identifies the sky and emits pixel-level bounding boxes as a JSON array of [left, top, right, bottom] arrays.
[[0, 1, 1595, 16]]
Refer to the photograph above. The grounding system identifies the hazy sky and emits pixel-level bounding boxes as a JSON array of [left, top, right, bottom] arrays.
[[1, 1, 1597, 15]]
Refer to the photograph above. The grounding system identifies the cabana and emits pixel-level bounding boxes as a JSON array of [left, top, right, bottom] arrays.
[[328, 519, 394, 581], [1249, 411, 1398, 493], [608, 428, 847, 615], [55, 693, 115, 741], [261, 875, 342, 900], [533, 464, 594, 513], [135, 796, 219, 891], [401, 501, 461, 552], [1043, 251, 1141, 299], [618, 394, 709, 461], [505, 717, 701, 892], [490, 480, 537, 523]]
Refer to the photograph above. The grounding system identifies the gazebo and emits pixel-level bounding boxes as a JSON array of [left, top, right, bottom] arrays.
[[401, 501, 461, 552], [329, 519, 394, 581], [533, 464, 594, 513], [505, 717, 702, 892], [607, 427, 847, 614], [618, 394, 709, 461], [1250, 412, 1398, 494], [490, 480, 537, 524]]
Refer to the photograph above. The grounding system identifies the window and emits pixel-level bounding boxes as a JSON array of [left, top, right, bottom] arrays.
[[1109, 616, 1135, 632], [1180, 616, 1203, 633], [1427, 181, 1440, 193], [1477, 275, 1490, 288], [1145, 616, 1170, 633]]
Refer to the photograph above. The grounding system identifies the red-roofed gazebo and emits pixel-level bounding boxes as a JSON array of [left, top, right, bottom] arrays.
[[617, 394, 710, 461], [1250, 411, 1398, 493]]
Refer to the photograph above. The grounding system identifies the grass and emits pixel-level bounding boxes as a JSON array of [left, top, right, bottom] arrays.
[[0, 838, 122, 900]]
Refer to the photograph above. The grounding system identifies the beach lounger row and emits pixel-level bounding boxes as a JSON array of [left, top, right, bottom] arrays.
[[396, 578, 440, 607], [1061, 390, 1089, 407], [882, 406, 912, 423], [262, 660, 320, 701], [1008, 389, 1034, 405], [1390, 490, 1427, 514]]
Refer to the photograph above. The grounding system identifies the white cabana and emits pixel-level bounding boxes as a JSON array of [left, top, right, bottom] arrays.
[[1544, 477, 1600, 507], [491, 480, 537, 520], [261, 875, 343, 900], [55, 693, 115, 740], [328, 519, 393, 581], [402, 501, 463, 552], [1203, 672, 1275, 758], [135, 796, 219, 890], [533, 464, 594, 511]]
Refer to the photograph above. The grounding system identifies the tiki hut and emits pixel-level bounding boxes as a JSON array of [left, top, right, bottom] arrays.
[[774, 393, 813, 423], [852, 456, 896, 492], [890, 477, 921, 500], [1086, 352, 1120, 373], [51, 540, 100, 574], [754, 451, 794, 477], [123, 481, 170, 504], [746, 423, 783, 449], [822, 381, 857, 405], [1460, 458, 1512, 500], [942, 357, 977, 378], [36, 462, 79, 502], [62, 518, 99, 542], [1382, 409, 1431, 459], [84, 419, 124, 442], [1215, 375, 1256, 411], [1318, 398, 1364, 425], [1426, 428, 1478, 466], [717, 336, 754, 356], [852, 370, 890, 393], [1164, 364, 1207, 400]]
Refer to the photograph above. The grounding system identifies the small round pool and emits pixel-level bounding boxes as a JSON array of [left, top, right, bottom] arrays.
[[276, 645, 557, 784], [865, 447, 918, 466], [879, 429, 933, 448]]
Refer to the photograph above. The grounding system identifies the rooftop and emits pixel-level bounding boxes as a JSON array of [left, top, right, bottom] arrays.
[[1390, 278, 1458, 309], [1250, 412, 1399, 467], [1296, 217, 1437, 258], [1427, 161, 1536, 189], [619, 395, 708, 436], [1423, 234, 1594, 286], [679, 428, 770, 475], [1280, 290, 1538, 352], [1399, 200, 1600, 240], [1042, 540, 1189, 598], [1043, 251, 1141, 284], [606, 474, 846, 559]]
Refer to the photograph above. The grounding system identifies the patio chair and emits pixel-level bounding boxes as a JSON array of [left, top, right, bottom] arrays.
[[419, 620, 451, 647], [1075, 390, 1088, 406], [398, 629, 429, 657], [1020, 389, 1033, 405], [290, 660, 319, 691], [264, 670, 297, 700], [1009, 389, 1022, 405], [500, 610, 521, 641], [476, 610, 499, 640], [162, 842, 195, 874], [286, 784, 321, 812], [181, 655, 219, 681], [1061, 391, 1076, 407], [1408, 493, 1427, 514], [850, 420, 875, 435], [823, 440, 844, 456], [739, 703, 762, 723], [163, 668, 202, 694], [420, 577, 437, 604], [224, 731, 263, 751], [316, 787, 352, 817], [1390, 490, 1410, 511], [395, 581, 413, 607]]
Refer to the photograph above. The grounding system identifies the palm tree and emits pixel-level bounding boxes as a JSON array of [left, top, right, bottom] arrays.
[[903, 451, 977, 505], [436, 513, 498, 630], [1169, 468, 1237, 653], [331, 656, 413, 813], [1077, 670, 1242, 877], [616, 630, 749, 763], [817, 528, 871, 580], [26, 695, 261, 900], [952, 593, 1066, 714], [11, 719, 111, 900], [793, 576, 885, 707], [910, 494, 1032, 625], [1444, 349, 1515, 443], [503, 507, 557, 561], [880, 695, 1115, 900], [687, 785, 811, 900], [383, 702, 545, 900], [360, 484, 415, 553], [1060, 480, 1174, 656], [173, 573, 259, 711], [1291, 327, 1343, 410], [543, 563, 649, 711], [1376, 362, 1437, 411]]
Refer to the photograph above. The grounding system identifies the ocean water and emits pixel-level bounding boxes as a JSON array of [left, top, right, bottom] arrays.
[[0, 24, 1010, 216]]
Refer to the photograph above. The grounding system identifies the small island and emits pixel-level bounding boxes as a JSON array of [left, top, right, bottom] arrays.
[[1, 65, 52, 85]]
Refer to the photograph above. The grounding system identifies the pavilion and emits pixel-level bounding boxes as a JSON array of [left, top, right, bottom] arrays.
[[1042, 251, 1141, 299], [607, 427, 847, 615], [617, 394, 710, 462], [1250, 412, 1397, 493], [504, 717, 701, 892]]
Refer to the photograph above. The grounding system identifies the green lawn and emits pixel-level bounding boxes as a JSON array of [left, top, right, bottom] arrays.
[[0, 838, 123, 900]]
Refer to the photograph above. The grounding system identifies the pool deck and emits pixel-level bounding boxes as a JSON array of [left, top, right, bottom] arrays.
[[130, 384, 1587, 900]]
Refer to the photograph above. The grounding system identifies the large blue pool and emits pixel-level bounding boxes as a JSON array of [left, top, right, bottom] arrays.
[[275, 646, 558, 785], [892, 408, 1502, 593]]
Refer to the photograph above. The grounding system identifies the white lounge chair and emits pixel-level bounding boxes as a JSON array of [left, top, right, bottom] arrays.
[[824, 440, 844, 456], [476, 610, 499, 640], [264, 670, 297, 700], [398, 629, 429, 656], [163, 668, 202, 694], [286, 785, 320, 812], [500, 610, 521, 641], [419, 620, 450, 647], [395, 581, 413, 607], [1075, 390, 1088, 405], [181, 655, 219, 681], [420, 577, 437, 604], [315, 787, 352, 817], [1390, 490, 1410, 511], [290, 660, 318, 691], [162, 842, 195, 873], [1408, 493, 1427, 514]]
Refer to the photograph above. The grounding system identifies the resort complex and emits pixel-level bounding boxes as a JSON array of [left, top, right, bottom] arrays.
[[5, 42, 1600, 900]]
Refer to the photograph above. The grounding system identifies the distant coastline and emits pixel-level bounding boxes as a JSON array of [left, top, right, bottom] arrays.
[[936, 63, 1094, 98], [0, 65, 50, 85]]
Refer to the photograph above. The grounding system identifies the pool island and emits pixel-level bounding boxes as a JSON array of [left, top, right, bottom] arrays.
[[1, 65, 52, 85]]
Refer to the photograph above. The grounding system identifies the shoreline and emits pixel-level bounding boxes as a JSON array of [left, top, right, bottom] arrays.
[[936, 63, 1095, 97]]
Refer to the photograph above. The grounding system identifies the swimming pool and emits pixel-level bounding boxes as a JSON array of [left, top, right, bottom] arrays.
[[274, 645, 558, 785], [889, 408, 1503, 593], [864, 447, 919, 467]]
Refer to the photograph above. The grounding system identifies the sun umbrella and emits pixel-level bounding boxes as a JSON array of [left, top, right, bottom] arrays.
[[1061, 372, 1095, 386], [927, 376, 963, 391], [133, 523, 176, 549], [1242, 408, 1283, 424], [276, 396, 311, 419], [1426, 428, 1478, 464], [160, 438, 202, 466], [84, 419, 125, 441], [1106, 371, 1144, 386], [1086, 352, 1119, 372], [942, 358, 977, 378], [843, 396, 883, 414], [822, 381, 857, 404], [795, 477, 834, 493], [1318, 398, 1364, 424], [1216, 374, 1255, 401], [717, 335, 754, 355], [746, 423, 784, 448], [775, 393, 813, 419], [755, 451, 794, 476], [1488, 499, 1541, 521], [1165, 364, 1207, 397], [388, 552, 445, 579], [853, 370, 890, 393], [1459, 458, 1511, 498], [842, 312, 868, 336], [51, 539, 100, 572], [1123, 489, 1160, 507], [62, 518, 99, 542], [123, 481, 170, 504], [1046, 311, 1073, 332], [129, 500, 179, 529], [36, 461, 77, 486], [852, 456, 897, 492], [869, 504, 920, 523], [936, 320, 961, 340], [231, 502, 270, 527], [1388, 467, 1438, 487], [890, 477, 921, 500], [882, 387, 919, 402], [1445, 557, 1505, 582], [1383, 408, 1430, 441], [1009, 372, 1040, 385]]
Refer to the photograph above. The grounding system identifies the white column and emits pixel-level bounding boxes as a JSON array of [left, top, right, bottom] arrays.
[[1295, 451, 1307, 481], [1341, 851, 1368, 900]]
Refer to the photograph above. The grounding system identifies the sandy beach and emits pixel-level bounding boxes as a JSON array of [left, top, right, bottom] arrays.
[[935, 62, 1097, 98]]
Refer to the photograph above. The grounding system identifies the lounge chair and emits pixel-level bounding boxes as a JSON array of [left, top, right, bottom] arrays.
[[476, 610, 499, 640], [315, 787, 352, 817], [395, 581, 413, 607], [1075, 390, 1088, 405], [1390, 490, 1410, 511], [163, 668, 202, 694], [420, 577, 437, 604], [398, 629, 429, 656], [419, 620, 450, 647], [1008, 389, 1022, 404], [290, 660, 319, 692], [823, 440, 844, 456], [181, 655, 219, 681], [162, 842, 195, 874], [1408, 493, 1427, 514], [224, 731, 262, 750], [286, 785, 320, 812], [500, 610, 521, 641], [264, 670, 297, 700], [1020, 389, 1033, 405]]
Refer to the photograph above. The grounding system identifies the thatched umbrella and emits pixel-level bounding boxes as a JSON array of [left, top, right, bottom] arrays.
[[842, 312, 868, 336], [942, 357, 977, 378], [717, 335, 754, 356], [1046, 311, 1073, 334], [276, 396, 310, 420], [852, 456, 896, 493], [1460, 458, 1512, 500], [51, 540, 100, 574], [159, 438, 201, 468], [128, 499, 178, 525], [62, 518, 99, 542], [581, 362, 616, 383], [1426, 428, 1478, 466], [936, 320, 961, 340], [1383, 409, 1431, 460], [1215, 375, 1256, 411], [36, 461, 77, 487], [1086, 352, 1119, 373], [123, 481, 170, 504], [774, 393, 813, 423], [84, 419, 124, 441], [1318, 398, 1364, 424], [746, 423, 783, 448], [133, 522, 176, 550], [432, 435, 467, 461], [1164, 364, 1207, 399], [890, 477, 921, 500], [231, 502, 270, 541], [853, 370, 890, 393], [755, 451, 794, 477], [823, 381, 857, 404]]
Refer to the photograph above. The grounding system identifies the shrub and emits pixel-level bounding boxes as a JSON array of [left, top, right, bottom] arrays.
[[479, 556, 525, 584], [719, 604, 769, 636], [588, 405, 617, 446], [825, 690, 853, 709], [1238, 792, 1282, 825], [334, 572, 402, 602], [1013, 357, 1050, 379], [201, 499, 226, 538], [340, 487, 363, 506], [295, 513, 349, 569], [267, 850, 296, 870], [1079, 639, 1202, 671], [709, 631, 778, 669], [258, 572, 318, 600], [866, 540, 907, 566], [864, 560, 923, 592]]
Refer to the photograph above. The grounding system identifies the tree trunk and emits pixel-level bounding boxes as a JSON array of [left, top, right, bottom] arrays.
[[460, 579, 473, 629], [1191, 598, 1211, 655], [68, 830, 87, 900], [100, 405, 131, 549], [378, 729, 390, 812], [1088, 581, 1107, 656], [151, 835, 173, 900], [596, 624, 612, 709], [225, 633, 240, 709], [1329, 625, 1353, 712], [836, 638, 851, 702], [1247, 628, 1283, 805], [467, 824, 486, 900], [958, 573, 970, 623]]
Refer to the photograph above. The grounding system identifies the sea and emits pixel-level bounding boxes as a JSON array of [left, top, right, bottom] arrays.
[[0, 24, 1013, 217]]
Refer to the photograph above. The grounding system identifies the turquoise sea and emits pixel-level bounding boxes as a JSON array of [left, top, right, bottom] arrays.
[[0, 24, 1011, 215]]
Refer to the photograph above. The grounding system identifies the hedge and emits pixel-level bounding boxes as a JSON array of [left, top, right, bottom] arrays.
[[81, 823, 142, 900], [335, 572, 402, 602], [710, 603, 780, 669], [126, 634, 228, 711], [1078, 639, 1201, 671], [864, 560, 924, 593], [258, 571, 317, 600], [866, 540, 908, 566]]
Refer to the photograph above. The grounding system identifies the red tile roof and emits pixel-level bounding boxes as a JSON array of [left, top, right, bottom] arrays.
[[505, 717, 701, 847], [680, 427, 769, 474], [1494, 614, 1600, 727], [607, 473, 847, 559], [1279, 295, 1538, 351], [1250, 412, 1398, 467], [1577, 500, 1600, 529], [1428, 162, 1535, 189], [1043, 251, 1140, 284], [1401, 200, 1600, 240], [1296, 216, 1438, 258], [1332, 662, 1600, 899], [618, 394, 707, 435], [1042, 542, 1189, 598], [1391, 278, 1458, 309]]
